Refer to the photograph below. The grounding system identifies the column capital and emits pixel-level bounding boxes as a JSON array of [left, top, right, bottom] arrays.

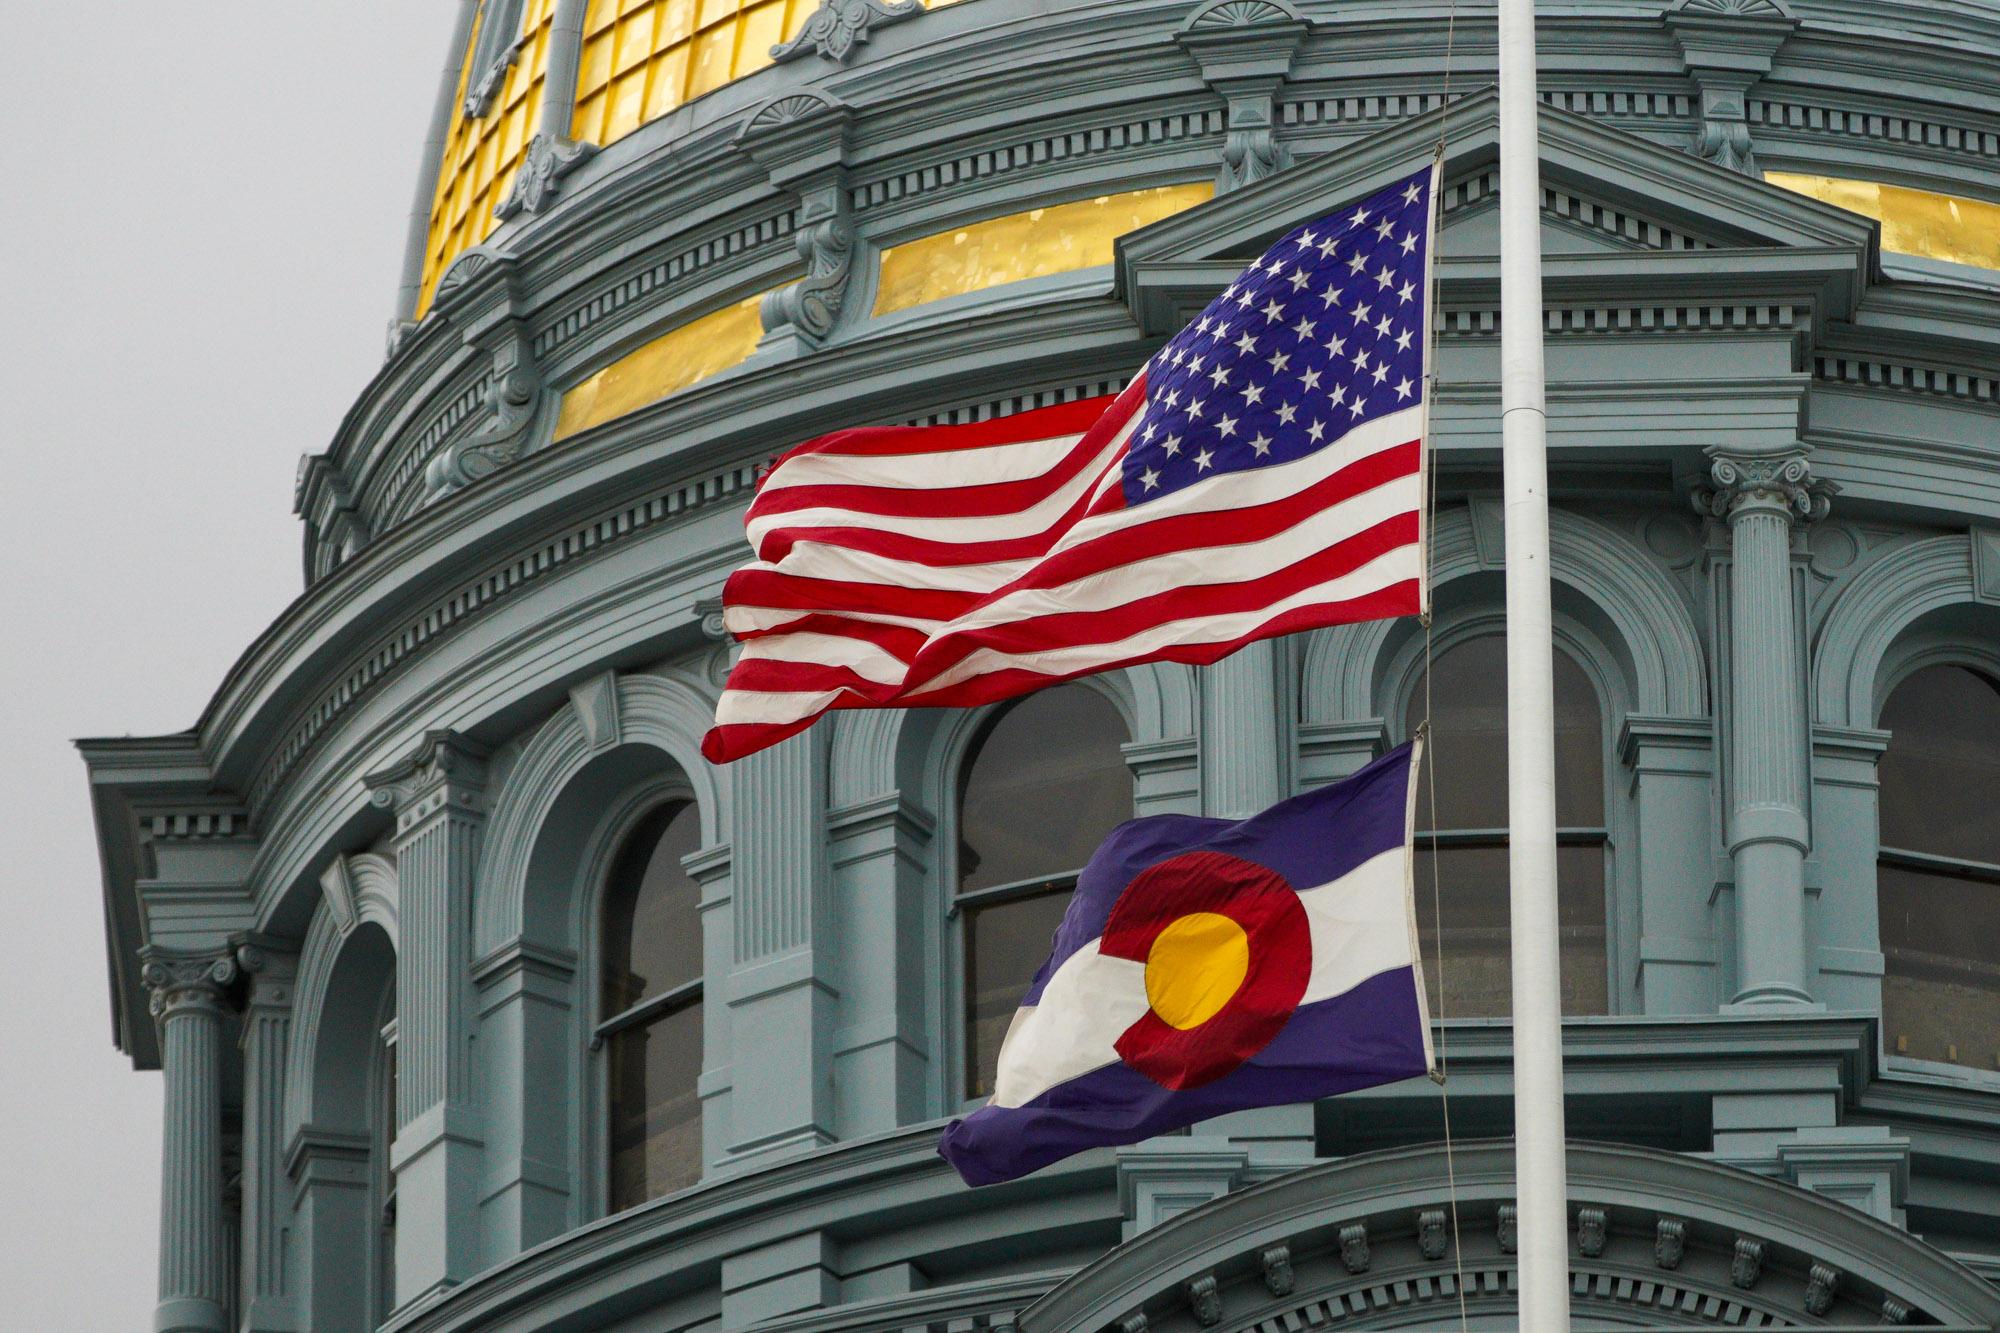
[[365, 728, 490, 832], [1692, 449, 1837, 524], [232, 934, 300, 1010], [140, 947, 239, 1021]]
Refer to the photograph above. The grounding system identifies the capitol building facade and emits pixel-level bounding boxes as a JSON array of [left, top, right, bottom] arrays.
[[79, 1, 2000, 1329]]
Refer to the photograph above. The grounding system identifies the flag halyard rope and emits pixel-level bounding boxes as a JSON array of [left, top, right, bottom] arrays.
[[1422, 3, 1471, 1326]]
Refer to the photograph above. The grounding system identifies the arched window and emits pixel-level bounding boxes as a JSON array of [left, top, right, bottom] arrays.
[[599, 799, 704, 1211], [1405, 634, 1609, 1017], [956, 684, 1133, 1100], [1877, 664, 2000, 1071]]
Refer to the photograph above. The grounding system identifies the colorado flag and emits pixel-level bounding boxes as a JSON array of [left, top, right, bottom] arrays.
[[939, 743, 1433, 1186]]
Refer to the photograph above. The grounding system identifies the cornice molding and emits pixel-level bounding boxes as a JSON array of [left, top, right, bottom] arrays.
[[312, 2, 2000, 570], [312, 1, 2000, 554]]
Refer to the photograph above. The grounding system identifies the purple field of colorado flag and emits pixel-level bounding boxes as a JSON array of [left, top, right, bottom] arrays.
[[938, 744, 1434, 1187]]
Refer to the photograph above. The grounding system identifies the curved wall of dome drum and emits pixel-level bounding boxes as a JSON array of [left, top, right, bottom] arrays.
[[83, 3, 2000, 1330]]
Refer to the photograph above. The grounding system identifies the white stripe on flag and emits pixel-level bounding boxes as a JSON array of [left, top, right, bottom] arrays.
[[912, 543, 1423, 694], [755, 431, 1090, 494]]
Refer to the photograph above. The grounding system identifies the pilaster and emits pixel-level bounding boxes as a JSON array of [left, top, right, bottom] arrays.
[[721, 729, 837, 1171], [471, 939, 577, 1263], [1200, 643, 1288, 819], [1619, 716, 1720, 1014], [825, 793, 934, 1137], [686, 842, 738, 1178], [283, 1127, 373, 1331], [1777, 1125, 1910, 1227], [365, 730, 489, 1309], [1123, 736, 1201, 819], [1297, 718, 1389, 789], [1694, 449, 1834, 1010], [1810, 725, 1891, 1013], [1118, 1137, 1250, 1238], [231, 937, 298, 1332], [143, 947, 240, 1333]]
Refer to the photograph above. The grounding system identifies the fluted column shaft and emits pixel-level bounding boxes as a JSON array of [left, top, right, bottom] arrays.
[[1201, 643, 1287, 820], [1698, 451, 1833, 1008], [233, 940, 297, 1331], [144, 950, 240, 1333], [366, 731, 489, 1308], [723, 728, 835, 1169]]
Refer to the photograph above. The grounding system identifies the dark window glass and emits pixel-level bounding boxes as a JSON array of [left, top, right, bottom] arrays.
[[606, 1001, 703, 1205], [371, 992, 397, 1325], [602, 802, 703, 1015], [1878, 665, 2000, 1072], [1407, 636, 1609, 1017], [958, 685, 1133, 1098], [601, 800, 704, 1211]]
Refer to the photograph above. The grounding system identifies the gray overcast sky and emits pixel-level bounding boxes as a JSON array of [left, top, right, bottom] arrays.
[[0, 5, 460, 1324]]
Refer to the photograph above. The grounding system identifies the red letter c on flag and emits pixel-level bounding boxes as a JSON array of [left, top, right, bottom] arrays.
[[1100, 850, 1312, 1090]]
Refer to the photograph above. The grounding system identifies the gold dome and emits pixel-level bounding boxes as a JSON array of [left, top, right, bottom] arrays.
[[416, 0, 972, 315]]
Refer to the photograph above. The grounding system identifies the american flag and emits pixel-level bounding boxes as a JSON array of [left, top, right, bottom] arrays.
[[702, 163, 1437, 763]]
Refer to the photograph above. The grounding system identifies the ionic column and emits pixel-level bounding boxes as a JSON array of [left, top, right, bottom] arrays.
[[233, 938, 298, 1331], [1695, 450, 1834, 1008], [366, 731, 488, 1307], [142, 948, 240, 1333]]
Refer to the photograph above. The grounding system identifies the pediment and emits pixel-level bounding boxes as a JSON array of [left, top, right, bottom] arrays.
[[1117, 89, 1877, 335], [1019, 1140, 2000, 1332]]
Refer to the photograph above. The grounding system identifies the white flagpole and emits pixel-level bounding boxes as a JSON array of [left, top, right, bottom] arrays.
[[1497, 0, 1573, 1327]]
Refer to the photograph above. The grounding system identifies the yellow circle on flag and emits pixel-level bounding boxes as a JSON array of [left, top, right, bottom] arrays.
[[1143, 912, 1251, 1030]]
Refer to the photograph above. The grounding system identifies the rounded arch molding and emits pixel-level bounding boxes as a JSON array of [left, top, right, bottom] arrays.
[[1813, 533, 1990, 728], [1022, 1141, 2000, 1332], [284, 853, 398, 1139], [476, 668, 725, 958], [1301, 506, 1707, 725]]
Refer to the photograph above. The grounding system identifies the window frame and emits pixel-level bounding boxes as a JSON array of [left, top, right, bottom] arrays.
[[367, 986, 399, 1327], [938, 678, 1138, 1113], [580, 774, 706, 1219], [1385, 611, 1627, 1018], [1871, 652, 2000, 1086]]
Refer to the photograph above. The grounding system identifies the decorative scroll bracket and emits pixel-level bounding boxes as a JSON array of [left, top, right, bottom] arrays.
[[1665, 0, 1798, 176], [737, 92, 859, 356], [424, 252, 554, 500], [497, 132, 598, 221], [1176, 0, 1310, 194], [771, 0, 923, 65], [426, 320, 546, 497]]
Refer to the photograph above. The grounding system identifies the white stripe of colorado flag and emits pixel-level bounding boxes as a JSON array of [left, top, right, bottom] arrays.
[[939, 742, 1433, 1187]]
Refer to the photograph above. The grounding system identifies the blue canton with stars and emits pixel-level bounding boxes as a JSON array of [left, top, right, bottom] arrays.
[[1122, 166, 1434, 505]]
